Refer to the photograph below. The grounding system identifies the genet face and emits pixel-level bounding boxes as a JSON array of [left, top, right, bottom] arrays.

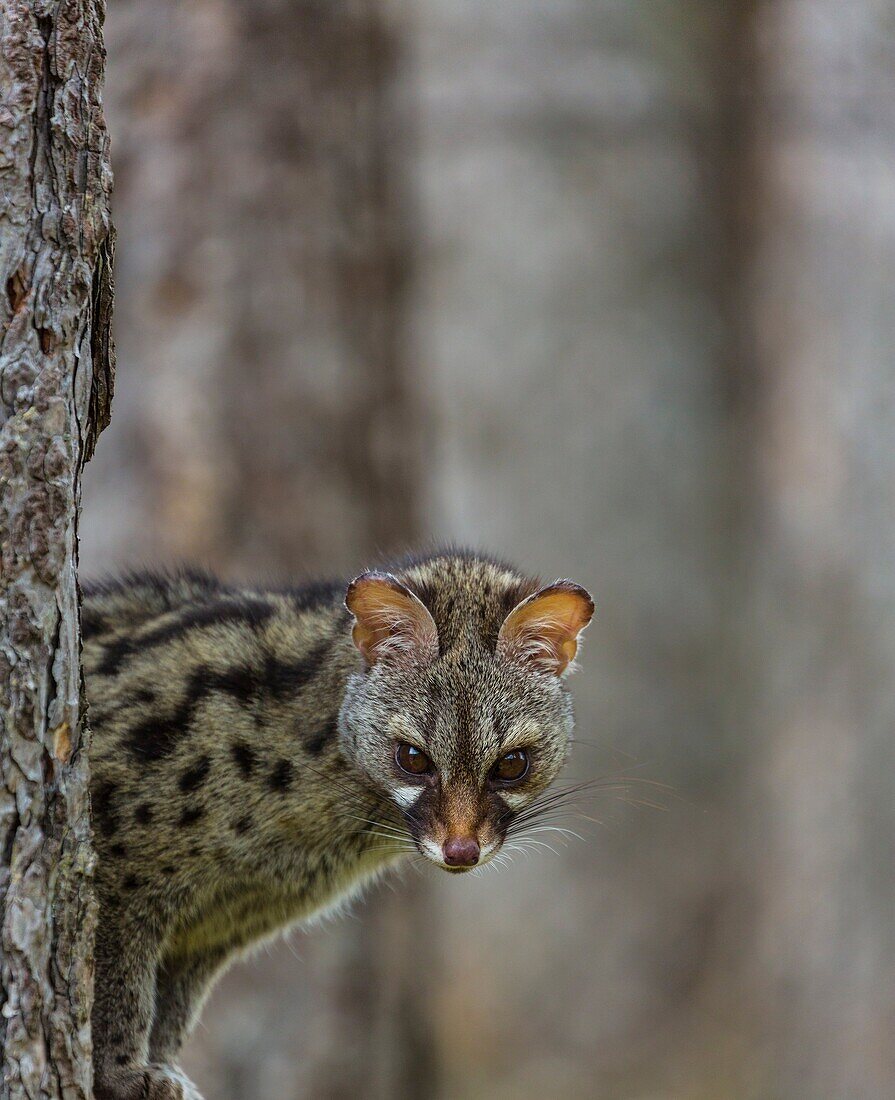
[[340, 568, 593, 871]]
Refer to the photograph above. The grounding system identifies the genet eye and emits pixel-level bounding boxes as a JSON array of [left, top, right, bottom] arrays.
[[395, 742, 433, 777], [492, 748, 530, 784]]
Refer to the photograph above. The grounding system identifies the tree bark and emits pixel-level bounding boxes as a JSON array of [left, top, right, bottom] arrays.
[[0, 2, 114, 1097]]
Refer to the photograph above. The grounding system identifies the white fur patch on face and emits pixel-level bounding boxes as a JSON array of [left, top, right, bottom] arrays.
[[478, 840, 499, 863], [419, 838, 444, 865], [392, 785, 421, 809], [499, 788, 529, 810]]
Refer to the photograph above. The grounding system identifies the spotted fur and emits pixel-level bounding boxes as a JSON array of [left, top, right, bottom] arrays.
[[85, 551, 592, 1100]]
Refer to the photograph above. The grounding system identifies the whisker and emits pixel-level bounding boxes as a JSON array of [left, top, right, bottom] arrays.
[[491, 850, 515, 871], [296, 758, 383, 803], [511, 838, 559, 855], [568, 739, 644, 760], [336, 812, 405, 830], [503, 842, 537, 861], [515, 824, 584, 842], [503, 772, 676, 832], [339, 814, 410, 837], [349, 818, 409, 831], [355, 822, 413, 837], [360, 831, 414, 844], [614, 794, 671, 813], [563, 810, 607, 826]]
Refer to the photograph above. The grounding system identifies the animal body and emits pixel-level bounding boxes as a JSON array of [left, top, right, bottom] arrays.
[[83, 550, 594, 1100]]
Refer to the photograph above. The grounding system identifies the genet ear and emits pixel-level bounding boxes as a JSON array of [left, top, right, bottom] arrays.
[[345, 571, 439, 667], [497, 581, 594, 677]]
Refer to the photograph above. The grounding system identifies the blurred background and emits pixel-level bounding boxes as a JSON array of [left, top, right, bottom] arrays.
[[80, 1, 895, 1097]]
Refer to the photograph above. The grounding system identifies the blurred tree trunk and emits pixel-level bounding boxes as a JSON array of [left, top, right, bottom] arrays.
[[88, 2, 433, 1097], [0, 1, 114, 1098], [730, 3, 895, 1096], [216, 6, 434, 1098]]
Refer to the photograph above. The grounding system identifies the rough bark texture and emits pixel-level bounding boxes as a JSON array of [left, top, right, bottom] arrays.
[[0, 2, 114, 1098]]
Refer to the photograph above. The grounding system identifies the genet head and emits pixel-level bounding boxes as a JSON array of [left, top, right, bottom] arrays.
[[339, 556, 593, 871]]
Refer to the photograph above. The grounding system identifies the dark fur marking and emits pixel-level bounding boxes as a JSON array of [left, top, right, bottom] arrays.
[[231, 741, 256, 778], [126, 663, 267, 768], [179, 806, 204, 827], [179, 669, 235, 719], [122, 874, 141, 891], [268, 758, 293, 792], [126, 667, 230, 763], [121, 632, 334, 768], [97, 598, 274, 676], [179, 755, 211, 793], [232, 814, 253, 835], [304, 717, 335, 756], [126, 702, 191, 762], [92, 780, 118, 838], [95, 634, 136, 677], [89, 701, 133, 726], [110, 843, 126, 858], [80, 607, 106, 639], [155, 599, 273, 643], [262, 642, 331, 700], [134, 803, 153, 825], [161, 864, 175, 875], [203, 664, 258, 705]]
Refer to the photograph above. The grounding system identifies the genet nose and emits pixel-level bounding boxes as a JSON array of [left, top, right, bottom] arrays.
[[442, 836, 480, 866]]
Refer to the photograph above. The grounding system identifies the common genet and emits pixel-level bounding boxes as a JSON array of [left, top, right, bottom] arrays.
[[84, 550, 593, 1100]]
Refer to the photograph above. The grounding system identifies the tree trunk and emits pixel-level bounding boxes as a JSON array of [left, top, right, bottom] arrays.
[[0, 2, 114, 1097], [729, 2, 895, 1096]]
